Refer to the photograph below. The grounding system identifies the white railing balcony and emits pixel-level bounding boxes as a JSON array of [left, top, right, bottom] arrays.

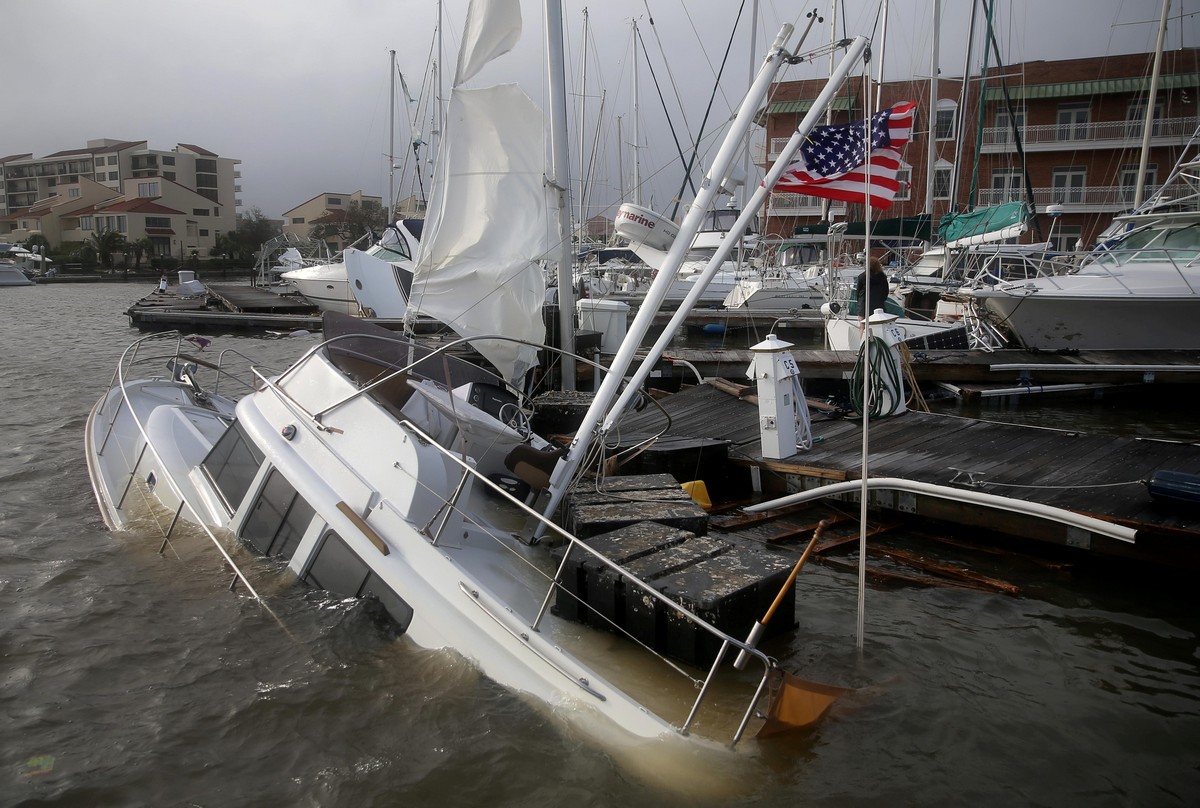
[[765, 192, 847, 218], [981, 116, 1199, 152], [975, 184, 1163, 212]]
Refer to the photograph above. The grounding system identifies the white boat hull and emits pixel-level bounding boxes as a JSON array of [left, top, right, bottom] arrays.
[[974, 291, 1200, 350]]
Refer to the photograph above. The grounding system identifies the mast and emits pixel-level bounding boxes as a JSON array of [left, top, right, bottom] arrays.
[[577, 8, 589, 235], [632, 19, 642, 207], [537, 31, 870, 535], [951, 0, 977, 211], [545, 0, 576, 388], [389, 49, 397, 222], [925, 0, 940, 217], [1134, 0, 1171, 208]]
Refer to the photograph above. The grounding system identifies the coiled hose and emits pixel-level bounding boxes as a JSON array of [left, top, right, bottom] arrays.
[[849, 335, 905, 417]]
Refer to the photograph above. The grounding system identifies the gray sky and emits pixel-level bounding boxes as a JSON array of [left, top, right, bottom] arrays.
[[3, 0, 1186, 222]]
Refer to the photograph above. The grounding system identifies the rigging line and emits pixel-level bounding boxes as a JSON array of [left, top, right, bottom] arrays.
[[669, 0, 749, 220], [976, 479, 1145, 490]]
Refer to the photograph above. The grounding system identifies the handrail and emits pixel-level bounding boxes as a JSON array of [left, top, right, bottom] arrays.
[[104, 332, 266, 600]]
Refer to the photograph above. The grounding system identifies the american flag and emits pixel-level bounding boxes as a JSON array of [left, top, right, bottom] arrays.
[[774, 101, 917, 210]]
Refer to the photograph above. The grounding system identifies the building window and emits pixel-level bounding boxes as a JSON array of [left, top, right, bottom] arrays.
[[95, 174, 105, 183], [137, 181, 160, 197], [994, 107, 1026, 144], [1057, 103, 1090, 141], [193, 208, 210, 216], [1126, 100, 1165, 138], [1050, 225, 1082, 254], [80, 216, 94, 230], [95, 159, 104, 169], [106, 155, 117, 165], [68, 187, 81, 198], [1119, 163, 1157, 205], [146, 216, 171, 228], [199, 229, 209, 237], [327, 196, 342, 206], [1052, 166, 1086, 204], [107, 171, 118, 181], [934, 100, 957, 140], [894, 165, 912, 201], [291, 217, 305, 225], [195, 158, 217, 173], [990, 169, 1023, 200], [933, 162, 953, 200], [163, 155, 175, 165]]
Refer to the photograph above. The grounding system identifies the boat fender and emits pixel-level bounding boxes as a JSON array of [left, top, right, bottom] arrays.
[[1145, 470, 1200, 507]]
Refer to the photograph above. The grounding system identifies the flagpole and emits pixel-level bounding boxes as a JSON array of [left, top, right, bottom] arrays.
[[857, 67, 873, 653]]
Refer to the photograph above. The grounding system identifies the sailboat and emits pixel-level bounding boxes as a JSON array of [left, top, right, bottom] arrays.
[[84, 4, 873, 785]]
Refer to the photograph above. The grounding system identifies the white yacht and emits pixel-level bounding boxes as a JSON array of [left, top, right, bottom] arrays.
[[0, 261, 34, 286], [283, 221, 421, 316], [969, 159, 1200, 350]]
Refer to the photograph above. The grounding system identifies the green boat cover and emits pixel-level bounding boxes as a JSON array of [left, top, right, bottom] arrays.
[[939, 202, 1031, 247]]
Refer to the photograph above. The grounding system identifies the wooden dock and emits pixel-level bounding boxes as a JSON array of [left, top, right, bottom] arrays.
[[665, 346, 1200, 392], [607, 380, 1200, 570]]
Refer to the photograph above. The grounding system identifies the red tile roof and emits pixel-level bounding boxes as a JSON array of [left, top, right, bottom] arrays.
[[144, 227, 175, 235]]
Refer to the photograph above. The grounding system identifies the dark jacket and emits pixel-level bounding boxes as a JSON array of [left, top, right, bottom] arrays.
[[855, 269, 890, 317]]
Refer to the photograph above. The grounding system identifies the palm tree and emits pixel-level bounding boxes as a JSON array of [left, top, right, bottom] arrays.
[[128, 237, 155, 272], [90, 231, 126, 272]]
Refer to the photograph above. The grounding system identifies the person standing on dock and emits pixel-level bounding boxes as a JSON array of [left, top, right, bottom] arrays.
[[856, 257, 888, 327]]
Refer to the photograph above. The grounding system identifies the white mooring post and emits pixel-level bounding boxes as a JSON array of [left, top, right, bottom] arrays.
[[749, 333, 801, 459]]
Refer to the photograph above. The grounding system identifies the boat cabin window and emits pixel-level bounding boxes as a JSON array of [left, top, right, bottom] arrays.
[[1115, 223, 1200, 264], [701, 207, 758, 236], [372, 225, 412, 261], [304, 531, 414, 631], [200, 421, 265, 515], [240, 469, 315, 560]]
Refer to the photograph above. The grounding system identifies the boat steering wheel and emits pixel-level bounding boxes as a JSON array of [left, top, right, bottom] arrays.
[[498, 402, 533, 441]]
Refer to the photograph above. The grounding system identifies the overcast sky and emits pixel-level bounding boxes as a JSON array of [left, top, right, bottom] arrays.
[[4, 0, 1187, 223]]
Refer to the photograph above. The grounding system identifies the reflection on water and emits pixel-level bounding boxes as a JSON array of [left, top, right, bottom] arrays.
[[1, 284, 1199, 806]]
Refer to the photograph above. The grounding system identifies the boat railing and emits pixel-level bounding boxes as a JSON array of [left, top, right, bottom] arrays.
[[253, 330, 777, 744], [1010, 246, 1200, 296], [98, 331, 270, 602], [396, 413, 777, 747]]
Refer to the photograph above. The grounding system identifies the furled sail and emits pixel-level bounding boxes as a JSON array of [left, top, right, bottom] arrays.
[[406, 83, 553, 385]]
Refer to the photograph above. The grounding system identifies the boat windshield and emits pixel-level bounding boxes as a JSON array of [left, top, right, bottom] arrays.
[[1095, 221, 1200, 267], [368, 226, 413, 262]]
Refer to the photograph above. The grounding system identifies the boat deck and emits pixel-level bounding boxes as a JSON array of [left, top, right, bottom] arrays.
[[609, 381, 1200, 569]]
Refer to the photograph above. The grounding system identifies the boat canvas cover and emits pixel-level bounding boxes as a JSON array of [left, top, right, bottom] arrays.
[[407, 83, 553, 385], [940, 201, 1030, 247]]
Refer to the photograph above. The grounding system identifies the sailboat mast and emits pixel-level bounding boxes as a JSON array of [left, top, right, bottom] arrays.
[[925, 0, 940, 216], [389, 49, 397, 222], [578, 8, 589, 236], [1134, 0, 1171, 208], [542, 0, 576, 388], [632, 19, 642, 207]]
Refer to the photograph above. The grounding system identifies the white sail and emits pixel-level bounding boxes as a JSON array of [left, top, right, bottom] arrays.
[[454, 0, 522, 86], [407, 83, 552, 385]]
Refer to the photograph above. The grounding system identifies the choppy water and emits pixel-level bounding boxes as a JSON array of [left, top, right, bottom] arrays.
[[2, 283, 1199, 807]]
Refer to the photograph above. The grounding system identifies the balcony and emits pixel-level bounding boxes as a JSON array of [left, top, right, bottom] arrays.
[[975, 184, 1163, 213], [981, 116, 1198, 152], [766, 192, 847, 218]]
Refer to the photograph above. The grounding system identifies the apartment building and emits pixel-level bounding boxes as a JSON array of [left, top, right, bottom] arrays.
[[761, 47, 1199, 252], [0, 138, 241, 258], [282, 191, 383, 252]]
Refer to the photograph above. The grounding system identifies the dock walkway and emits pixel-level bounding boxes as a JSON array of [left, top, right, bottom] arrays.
[[611, 381, 1200, 568]]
